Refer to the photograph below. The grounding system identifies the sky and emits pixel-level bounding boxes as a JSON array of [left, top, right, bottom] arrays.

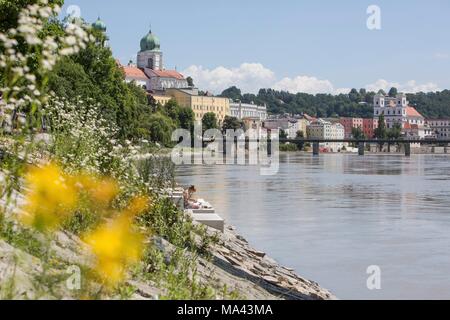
[[62, 0, 450, 95]]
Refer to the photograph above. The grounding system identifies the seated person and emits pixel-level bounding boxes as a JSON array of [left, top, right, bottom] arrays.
[[183, 185, 200, 209]]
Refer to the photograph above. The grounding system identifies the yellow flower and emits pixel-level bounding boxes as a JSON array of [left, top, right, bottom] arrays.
[[75, 174, 119, 208], [21, 163, 77, 232], [124, 196, 152, 218], [84, 215, 144, 286]]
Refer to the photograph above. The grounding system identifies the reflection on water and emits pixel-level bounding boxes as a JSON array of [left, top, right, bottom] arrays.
[[176, 154, 450, 299]]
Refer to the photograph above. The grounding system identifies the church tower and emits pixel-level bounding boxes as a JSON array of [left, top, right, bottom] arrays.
[[137, 29, 163, 70]]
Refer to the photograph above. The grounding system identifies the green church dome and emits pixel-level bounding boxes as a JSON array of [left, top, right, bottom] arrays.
[[140, 30, 160, 52], [92, 17, 107, 32]]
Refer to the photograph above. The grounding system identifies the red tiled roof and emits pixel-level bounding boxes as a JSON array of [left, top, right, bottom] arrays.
[[151, 69, 185, 80], [303, 113, 316, 121], [406, 106, 424, 118], [123, 66, 148, 80]]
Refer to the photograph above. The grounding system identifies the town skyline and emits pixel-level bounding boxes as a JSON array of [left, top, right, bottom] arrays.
[[62, 0, 450, 95]]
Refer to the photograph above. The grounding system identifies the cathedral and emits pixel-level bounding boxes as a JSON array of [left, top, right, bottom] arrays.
[[122, 28, 188, 92]]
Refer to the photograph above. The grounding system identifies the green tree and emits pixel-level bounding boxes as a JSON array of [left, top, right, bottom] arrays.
[[387, 123, 402, 139], [159, 99, 194, 132], [374, 114, 388, 151], [145, 113, 175, 146], [202, 112, 218, 131], [351, 127, 366, 139], [388, 87, 398, 97], [186, 76, 194, 87], [279, 129, 288, 140], [375, 114, 387, 139], [220, 86, 242, 101], [177, 107, 195, 132], [222, 116, 244, 132], [48, 29, 150, 140], [349, 88, 360, 102], [0, 0, 63, 32], [295, 130, 305, 150]]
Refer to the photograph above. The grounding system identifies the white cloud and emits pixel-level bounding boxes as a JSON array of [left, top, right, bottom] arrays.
[[434, 52, 449, 59], [273, 76, 335, 94], [183, 62, 441, 95], [365, 79, 440, 93], [334, 87, 352, 95], [182, 63, 275, 94]]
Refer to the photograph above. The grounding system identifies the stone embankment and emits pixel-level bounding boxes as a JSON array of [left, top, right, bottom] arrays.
[[199, 223, 335, 300], [0, 189, 334, 300]]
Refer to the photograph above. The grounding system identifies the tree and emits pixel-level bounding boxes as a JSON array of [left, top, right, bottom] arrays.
[[389, 87, 398, 97], [202, 112, 218, 131], [279, 129, 288, 140], [387, 123, 402, 139], [220, 86, 242, 101], [145, 113, 175, 146], [222, 116, 244, 132], [295, 130, 305, 150], [0, 0, 63, 32], [186, 76, 194, 87], [351, 127, 366, 139], [217, 86, 450, 121], [374, 114, 387, 139], [177, 107, 195, 133], [159, 99, 194, 132], [349, 88, 360, 102], [49, 33, 151, 140], [374, 114, 388, 151]]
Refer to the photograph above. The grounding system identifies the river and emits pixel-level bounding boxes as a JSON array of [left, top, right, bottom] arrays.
[[176, 153, 450, 299]]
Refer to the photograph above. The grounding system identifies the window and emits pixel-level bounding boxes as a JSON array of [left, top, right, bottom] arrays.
[[147, 58, 154, 69]]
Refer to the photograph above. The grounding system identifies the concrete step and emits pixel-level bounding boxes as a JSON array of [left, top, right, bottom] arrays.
[[191, 208, 216, 214], [191, 213, 224, 232]]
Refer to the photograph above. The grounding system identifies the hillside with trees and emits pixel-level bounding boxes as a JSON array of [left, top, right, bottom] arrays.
[[220, 86, 450, 119]]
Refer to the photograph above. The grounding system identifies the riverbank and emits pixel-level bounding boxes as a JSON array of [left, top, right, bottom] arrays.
[[199, 221, 335, 299], [0, 216, 334, 300], [0, 184, 334, 300]]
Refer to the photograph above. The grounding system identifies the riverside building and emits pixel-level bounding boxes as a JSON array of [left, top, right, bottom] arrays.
[[373, 93, 432, 139], [307, 119, 345, 152], [229, 101, 268, 121], [339, 117, 379, 138], [425, 119, 450, 140]]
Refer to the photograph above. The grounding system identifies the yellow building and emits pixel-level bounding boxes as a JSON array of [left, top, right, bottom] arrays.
[[166, 88, 230, 125]]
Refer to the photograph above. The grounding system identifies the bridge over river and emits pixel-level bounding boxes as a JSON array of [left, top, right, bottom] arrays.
[[278, 139, 450, 156]]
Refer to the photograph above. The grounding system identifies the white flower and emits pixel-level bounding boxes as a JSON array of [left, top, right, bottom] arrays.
[[25, 74, 36, 82], [64, 35, 77, 46]]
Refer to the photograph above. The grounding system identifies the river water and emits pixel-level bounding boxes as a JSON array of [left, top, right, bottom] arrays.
[[176, 153, 450, 299]]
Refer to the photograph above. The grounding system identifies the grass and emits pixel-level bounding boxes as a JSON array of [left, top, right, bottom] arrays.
[[0, 214, 46, 259]]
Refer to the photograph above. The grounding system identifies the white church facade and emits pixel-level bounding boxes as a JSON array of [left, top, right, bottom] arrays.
[[373, 93, 433, 139]]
